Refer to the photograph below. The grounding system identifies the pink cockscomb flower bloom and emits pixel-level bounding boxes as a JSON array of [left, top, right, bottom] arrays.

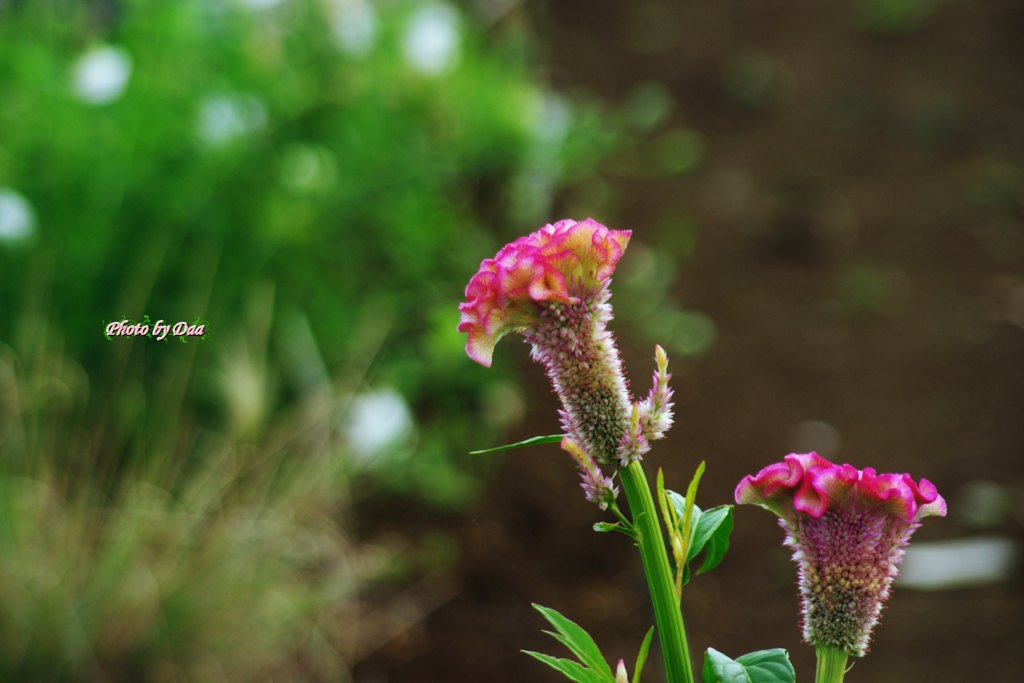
[[735, 452, 946, 657], [459, 219, 674, 506]]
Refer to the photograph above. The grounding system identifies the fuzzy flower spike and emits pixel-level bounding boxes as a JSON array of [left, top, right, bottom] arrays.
[[459, 219, 674, 508], [735, 452, 946, 657]]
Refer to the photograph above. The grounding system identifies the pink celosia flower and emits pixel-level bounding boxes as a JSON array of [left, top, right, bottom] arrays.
[[459, 219, 674, 504], [735, 452, 946, 657]]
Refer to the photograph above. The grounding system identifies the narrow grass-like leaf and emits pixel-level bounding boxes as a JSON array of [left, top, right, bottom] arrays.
[[632, 626, 655, 683], [470, 434, 564, 455], [656, 468, 685, 598], [679, 461, 705, 563], [532, 603, 614, 679], [523, 651, 610, 683], [656, 468, 674, 536]]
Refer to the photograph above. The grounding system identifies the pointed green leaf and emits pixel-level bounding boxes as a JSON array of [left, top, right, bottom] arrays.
[[545, 631, 616, 680], [678, 462, 704, 574], [523, 651, 610, 683], [683, 461, 705, 524], [470, 434, 564, 455], [656, 468, 675, 535], [532, 604, 614, 679], [632, 627, 655, 683], [735, 649, 795, 683]]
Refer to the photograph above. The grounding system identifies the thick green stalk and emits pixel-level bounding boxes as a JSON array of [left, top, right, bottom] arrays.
[[620, 461, 694, 683], [815, 645, 849, 683]]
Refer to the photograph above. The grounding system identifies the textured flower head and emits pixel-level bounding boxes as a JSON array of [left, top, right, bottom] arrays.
[[736, 453, 945, 656], [458, 218, 631, 367], [459, 219, 673, 506]]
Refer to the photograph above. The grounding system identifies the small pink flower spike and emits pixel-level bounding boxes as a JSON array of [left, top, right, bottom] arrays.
[[735, 453, 946, 657], [615, 659, 629, 683], [638, 344, 674, 443], [562, 437, 618, 510]]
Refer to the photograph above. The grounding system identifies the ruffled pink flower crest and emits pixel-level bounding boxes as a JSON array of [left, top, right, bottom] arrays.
[[735, 452, 947, 523], [458, 218, 631, 367]]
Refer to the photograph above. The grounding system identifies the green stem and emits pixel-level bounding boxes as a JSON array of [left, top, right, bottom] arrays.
[[815, 645, 849, 683], [620, 460, 694, 683]]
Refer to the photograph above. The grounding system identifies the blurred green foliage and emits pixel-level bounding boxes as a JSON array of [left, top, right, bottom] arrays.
[[0, 0, 616, 678], [854, 0, 934, 35], [0, 0, 610, 500]]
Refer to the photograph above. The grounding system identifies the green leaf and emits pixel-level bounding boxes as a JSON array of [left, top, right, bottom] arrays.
[[531, 604, 615, 680], [679, 461, 705, 557], [666, 491, 700, 584], [657, 468, 685, 597], [593, 521, 636, 540], [656, 468, 675, 537], [735, 649, 796, 683], [632, 627, 655, 683], [470, 434, 563, 455], [702, 648, 796, 683], [703, 648, 750, 683], [666, 490, 689, 518], [667, 492, 735, 583], [688, 505, 734, 575], [523, 651, 610, 683]]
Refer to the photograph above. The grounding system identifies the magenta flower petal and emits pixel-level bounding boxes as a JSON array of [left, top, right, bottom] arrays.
[[793, 477, 828, 518], [735, 461, 799, 503], [459, 218, 631, 369], [735, 452, 946, 656], [789, 451, 831, 471], [858, 471, 917, 522]]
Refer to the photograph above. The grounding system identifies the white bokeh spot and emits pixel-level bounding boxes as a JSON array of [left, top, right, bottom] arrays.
[[330, 0, 377, 56], [72, 45, 132, 105], [403, 4, 461, 75], [345, 388, 415, 461], [0, 187, 36, 243], [196, 94, 268, 146]]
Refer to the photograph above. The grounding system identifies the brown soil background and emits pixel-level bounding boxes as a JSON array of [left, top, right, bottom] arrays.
[[357, 1, 1024, 680]]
